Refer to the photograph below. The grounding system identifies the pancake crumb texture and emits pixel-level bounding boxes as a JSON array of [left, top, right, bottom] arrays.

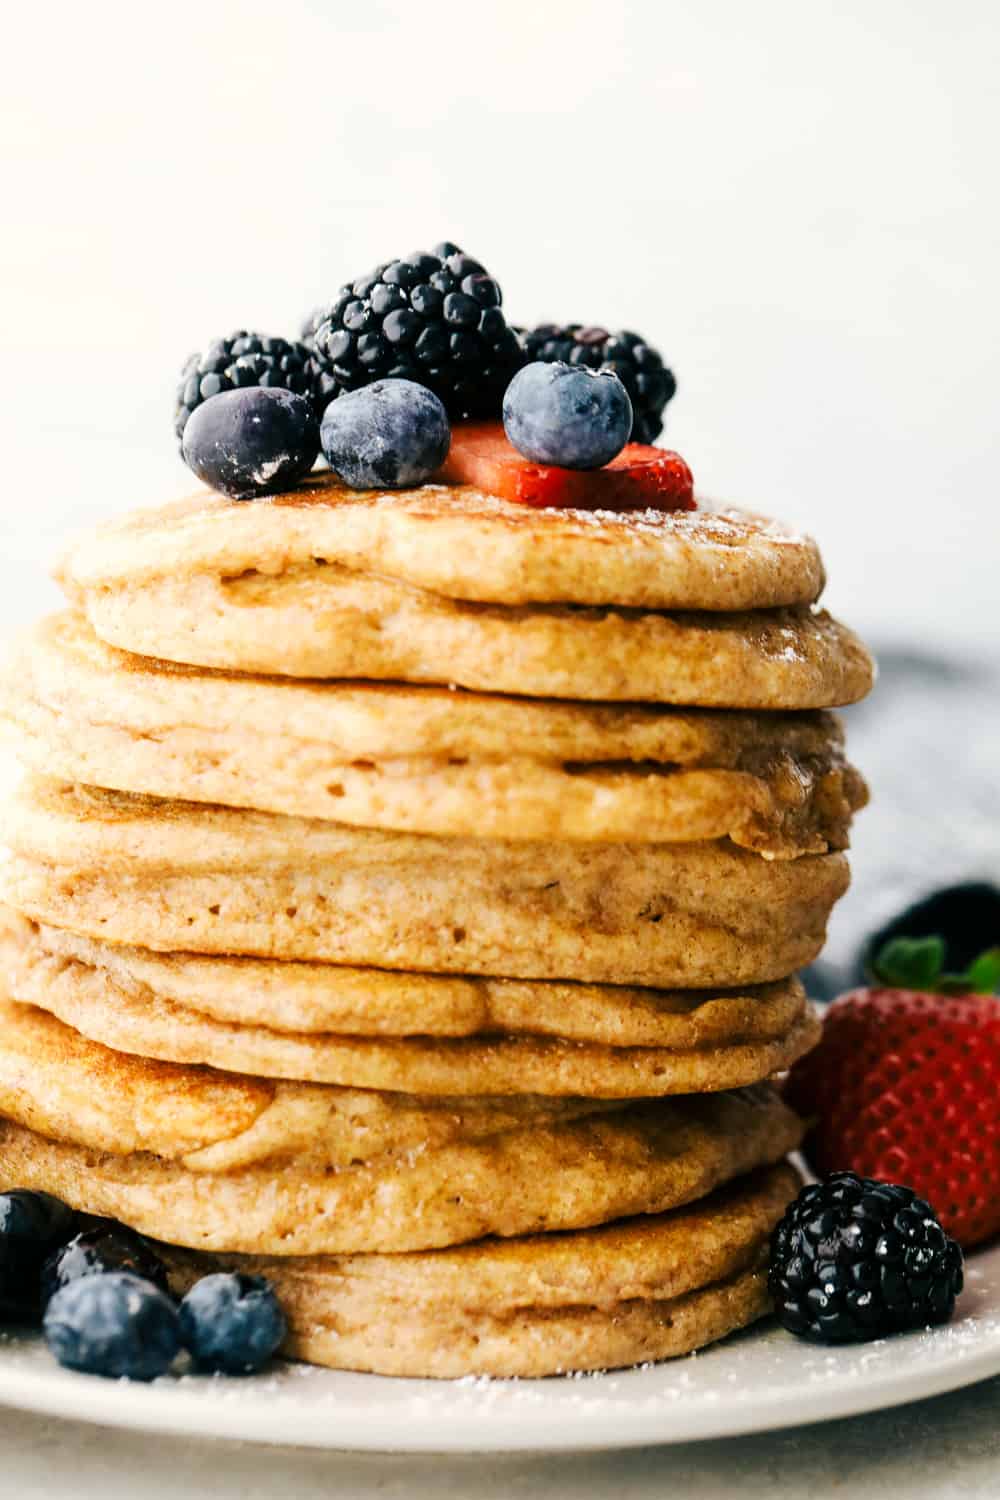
[[1, 614, 868, 853], [0, 474, 875, 1375], [0, 777, 850, 985]]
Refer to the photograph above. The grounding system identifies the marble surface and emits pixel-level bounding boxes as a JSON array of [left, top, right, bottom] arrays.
[[2, 1376, 1000, 1499], [814, 646, 1000, 986]]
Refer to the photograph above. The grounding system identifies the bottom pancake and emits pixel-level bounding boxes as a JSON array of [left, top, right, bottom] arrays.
[[160, 1165, 799, 1377]]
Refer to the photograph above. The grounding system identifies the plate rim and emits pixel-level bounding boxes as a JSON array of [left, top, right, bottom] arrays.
[[1, 1250, 998, 1454]]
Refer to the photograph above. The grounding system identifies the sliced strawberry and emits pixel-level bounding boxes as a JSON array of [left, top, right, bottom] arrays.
[[786, 939, 1000, 1248], [437, 422, 695, 512]]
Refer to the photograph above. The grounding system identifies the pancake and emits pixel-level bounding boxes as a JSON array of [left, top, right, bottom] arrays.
[[58, 561, 874, 707], [1, 778, 851, 986], [0, 997, 804, 1252], [158, 1165, 800, 1377], [56, 478, 827, 611], [1, 915, 820, 1098], [5, 915, 811, 1044], [0, 614, 868, 853]]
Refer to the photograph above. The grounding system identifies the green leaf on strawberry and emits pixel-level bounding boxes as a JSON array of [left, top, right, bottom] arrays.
[[788, 933, 1000, 1247], [967, 948, 1000, 994], [872, 935, 1000, 995]]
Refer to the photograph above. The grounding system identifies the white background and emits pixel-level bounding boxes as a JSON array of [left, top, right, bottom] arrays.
[[2, 0, 998, 654], [0, 7, 999, 1493]]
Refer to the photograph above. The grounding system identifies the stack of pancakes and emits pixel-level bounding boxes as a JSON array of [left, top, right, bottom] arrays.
[[0, 475, 873, 1377]]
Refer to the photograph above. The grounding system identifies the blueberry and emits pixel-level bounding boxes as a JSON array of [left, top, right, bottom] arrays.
[[41, 1224, 170, 1309], [0, 1191, 80, 1319], [44, 1273, 181, 1381], [179, 1273, 286, 1375], [320, 378, 450, 490], [502, 361, 632, 470], [181, 387, 320, 501]]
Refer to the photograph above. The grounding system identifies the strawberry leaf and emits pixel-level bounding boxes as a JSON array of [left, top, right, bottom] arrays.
[[874, 936, 945, 989], [873, 936, 1000, 994], [962, 948, 1000, 995]]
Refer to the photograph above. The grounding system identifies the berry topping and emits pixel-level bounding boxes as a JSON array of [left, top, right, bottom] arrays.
[[786, 938, 1000, 1246], [309, 244, 525, 421], [438, 421, 695, 512], [320, 378, 451, 490], [179, 1273, 286, 1375], [175, 332, 318, 443], [860, 882, 1000, 983], [517, 324, 676, 444], [181, 387, 320, 501], [0, 1191, 79, 1319], [769, 1173, 963, 1343], [503, 362, 632, 470], [44, 1272, 182, 1381], [42, 1224, 170, 1309]]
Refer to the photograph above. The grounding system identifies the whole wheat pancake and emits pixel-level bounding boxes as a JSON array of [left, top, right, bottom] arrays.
[[57, 478, 826, 611], [159, 1166, 800, 1377], [1, 915, 820, 1098], [2, 613, 867, 854], [1, 779, 850, 986], [5, 915, 810, 1044], [0, 996, 804, 1251], [60, 562, 873, 708]]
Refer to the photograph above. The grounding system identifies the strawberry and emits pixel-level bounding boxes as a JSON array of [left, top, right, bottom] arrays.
[[437, 421, 695, 512], [786, 938, 1000, 1247]]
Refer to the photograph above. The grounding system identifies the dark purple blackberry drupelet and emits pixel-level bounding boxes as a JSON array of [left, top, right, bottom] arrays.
[[42, 1224, 170, 1308], [175, 332, 318, 441], [517, 324, 676, 444], [301, 308, 339, 415], [309, 244, 525, 421], [769, 1173, 964, 1344]]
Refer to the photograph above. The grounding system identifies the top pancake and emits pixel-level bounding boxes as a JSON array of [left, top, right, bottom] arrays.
[[56, 477, 826, 612]]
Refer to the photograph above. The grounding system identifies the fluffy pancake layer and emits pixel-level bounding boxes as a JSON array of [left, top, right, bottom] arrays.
[[2, 614, 867, 853], [61, 564, 874, 706], [1, 913, 819, 1098], [0, 779, 850, 985], [0, 995, 803, 1254], [0, 473, 869, 1380], [57, 480, 827, 610], [4, 917, 809, 1042], [157, 1166, 800, 1377]]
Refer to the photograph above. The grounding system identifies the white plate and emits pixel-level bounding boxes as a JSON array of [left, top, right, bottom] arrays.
[[0, 1243, 998, 1453]]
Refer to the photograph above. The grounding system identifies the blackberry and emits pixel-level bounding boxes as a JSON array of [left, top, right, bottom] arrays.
[[769, 1173, 964, 1344], [175, 332, 318, 441], [517, 325, 676, 445], [310, 243, 525, 421], [41, 1223, 170, 1309], [300, 307, 339, 415]]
